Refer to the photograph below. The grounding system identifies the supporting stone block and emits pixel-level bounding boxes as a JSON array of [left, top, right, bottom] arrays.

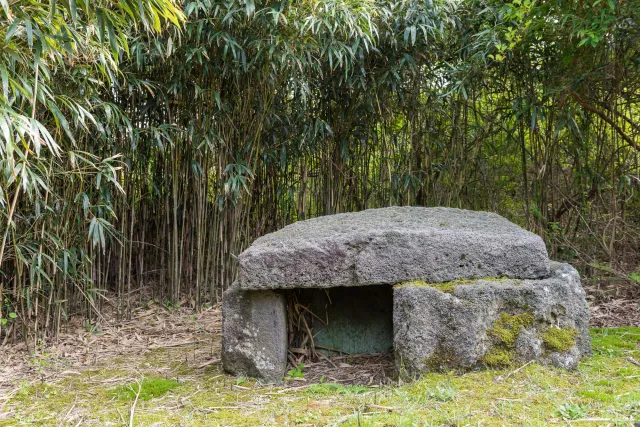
[[221, 286, 287, 383], [393, 262, 591, 377]]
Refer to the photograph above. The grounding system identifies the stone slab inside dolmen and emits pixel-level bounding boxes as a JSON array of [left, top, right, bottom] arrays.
[[222, 207, 591, 383]]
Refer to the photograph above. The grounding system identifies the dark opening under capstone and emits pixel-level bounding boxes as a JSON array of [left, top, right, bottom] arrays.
[[290, 285, 394, 355]]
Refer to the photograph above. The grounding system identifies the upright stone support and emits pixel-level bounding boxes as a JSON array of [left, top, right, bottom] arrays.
[[221, 286, 288, 383], [393, 262, 591, 377]]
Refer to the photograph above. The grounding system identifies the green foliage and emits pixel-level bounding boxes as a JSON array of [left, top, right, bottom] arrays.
[[427, 384, 457, 402], [1, 297, 17, 326], [555, 402, 586, 420], [305, 382, 369, 395], [110, 378, 181, 401], [0, 0, 184, 340], [287, 364, 305, 379]]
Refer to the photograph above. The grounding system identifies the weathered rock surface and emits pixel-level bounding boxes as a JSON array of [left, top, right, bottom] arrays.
[[221, 286, 287, 383], [238, 207, 550, 290], [222, 207, 591, 382], [393, 262, 591, 376]]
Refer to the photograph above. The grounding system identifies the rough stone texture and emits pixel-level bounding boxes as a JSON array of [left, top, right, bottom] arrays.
[[222, 208, 591, 382], [221, 286, 287, 383], [238, 207, 550, 290], [393, 262, 591, 376]]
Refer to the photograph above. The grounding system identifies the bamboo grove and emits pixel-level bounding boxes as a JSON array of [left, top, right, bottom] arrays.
[[1, 0, 639, 344]]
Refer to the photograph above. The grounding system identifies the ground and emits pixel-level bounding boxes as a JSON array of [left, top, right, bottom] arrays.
[[1, 304, 639, 426]]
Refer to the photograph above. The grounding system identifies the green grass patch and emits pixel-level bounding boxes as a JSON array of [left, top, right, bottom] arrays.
[[591, 326, 640, 354], [3, 327, 640, 427], [109, 377, 181, 401]]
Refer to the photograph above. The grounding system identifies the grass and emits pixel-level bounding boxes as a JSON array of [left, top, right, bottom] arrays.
[[110, 378, 182, 401], [2, 327, 640, 426]]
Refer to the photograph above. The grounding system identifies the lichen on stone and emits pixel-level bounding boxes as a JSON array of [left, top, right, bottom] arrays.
[[394, 279, 455, 293], [541, 327, 578, 352]]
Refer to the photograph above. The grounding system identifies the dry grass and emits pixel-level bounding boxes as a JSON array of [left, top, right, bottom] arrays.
[[0, 302, 221, 403]]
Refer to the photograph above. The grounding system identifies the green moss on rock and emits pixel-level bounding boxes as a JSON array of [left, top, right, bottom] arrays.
[[424, 346, 456, 372], [542, 327, 578, 352], [488, 313, 534, 348], [395, 279, 455, 293], [431, 282, 456, 293], [480, 348, 514, 367], [482, 312, 534, 368]]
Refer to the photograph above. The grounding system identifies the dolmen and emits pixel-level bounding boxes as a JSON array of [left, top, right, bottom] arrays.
[[222, 207, 591, 382]]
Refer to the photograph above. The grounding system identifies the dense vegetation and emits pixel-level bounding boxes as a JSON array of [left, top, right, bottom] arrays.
[[1, 0, 639, 343]]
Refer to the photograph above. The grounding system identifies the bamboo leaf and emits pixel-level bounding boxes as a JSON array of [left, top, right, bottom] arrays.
[[69, 0, 78, 21]]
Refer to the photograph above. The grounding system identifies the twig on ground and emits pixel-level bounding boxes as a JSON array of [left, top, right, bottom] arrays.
[[331, 411, 385, 426], [494, 360, 534, 383], [627, 357, 640, 367], [199, 406, 244, 412], [196, 358, 219, 369], [129, 375, 143, 427], [61, 396, 77, 423], [365, 404, 395, 412], [232, 384, 250, 391], [95, 377, 136, 384], [0, 412, 14, 421], [149, 340, 205, 349], [330, 413, 354, 426], [318, 353, 338, 368], [116, 408, 126, 425]]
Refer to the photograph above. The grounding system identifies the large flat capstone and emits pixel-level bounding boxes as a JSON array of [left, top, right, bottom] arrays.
[[238, 207, 550, 290]]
